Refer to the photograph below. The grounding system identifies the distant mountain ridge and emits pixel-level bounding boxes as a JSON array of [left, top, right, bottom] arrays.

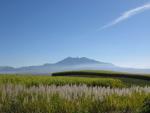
[[55, 57, 113, 66], [0, 57, 150, 74], [0, 66, 15, 71]]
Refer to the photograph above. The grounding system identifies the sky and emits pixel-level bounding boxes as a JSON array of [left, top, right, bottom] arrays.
[[0, 0, 150, 68]]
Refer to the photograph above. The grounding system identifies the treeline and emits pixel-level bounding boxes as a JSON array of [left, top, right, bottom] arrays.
[[52, 70, 150, 81]]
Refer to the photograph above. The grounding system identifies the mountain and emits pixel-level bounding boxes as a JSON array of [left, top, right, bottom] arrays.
[[0, 66, 15, 72], [0, 57, 150, 74], [55, 57, 113, 66]]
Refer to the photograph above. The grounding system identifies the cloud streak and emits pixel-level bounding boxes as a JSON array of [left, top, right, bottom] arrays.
[[99, 3, 150, 30]]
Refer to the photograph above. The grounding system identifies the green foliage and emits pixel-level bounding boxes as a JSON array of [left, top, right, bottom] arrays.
[[1, 73, 150, 87], [140, 97, 150, 113], [0, 74, 150, 113], [52, 70, 150, 81], [0, 74, 125, 88], [119, 78, 150, 87]]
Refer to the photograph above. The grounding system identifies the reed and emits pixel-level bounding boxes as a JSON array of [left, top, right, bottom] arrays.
[[0, 84, 149, 113]]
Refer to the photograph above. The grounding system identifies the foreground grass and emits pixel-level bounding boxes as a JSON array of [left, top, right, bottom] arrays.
[[0, 84, 150, 113], [0, 74, 150, 113]]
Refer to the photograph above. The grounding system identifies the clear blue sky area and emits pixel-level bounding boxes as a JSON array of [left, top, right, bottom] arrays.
[[0, 0, 150, 68]]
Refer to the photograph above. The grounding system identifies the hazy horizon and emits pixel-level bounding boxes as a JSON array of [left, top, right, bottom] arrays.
[[0, 0, 150, 68], [0, 56, 149, 70]]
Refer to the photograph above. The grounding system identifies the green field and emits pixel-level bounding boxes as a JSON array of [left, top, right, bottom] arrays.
[[52, 70, 150, 80], [0, 73, 150, 87], [0, 72, 150, 113], [52, 70, 150, 87], [0, 74, 125, 88]]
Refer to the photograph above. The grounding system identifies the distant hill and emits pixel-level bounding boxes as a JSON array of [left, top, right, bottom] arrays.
[[0, 66, 15, 72], [55, 57, 113, 66], [0, 57, 150, 74]]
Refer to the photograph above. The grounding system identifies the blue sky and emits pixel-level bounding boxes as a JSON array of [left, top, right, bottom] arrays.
[[0, 0, 150, 68]]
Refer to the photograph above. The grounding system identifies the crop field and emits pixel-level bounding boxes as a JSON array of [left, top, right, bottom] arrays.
[[0, 74, 150, 113]]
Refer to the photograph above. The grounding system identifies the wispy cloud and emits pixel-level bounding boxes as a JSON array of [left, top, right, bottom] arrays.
[[99, 3, 150, 30]]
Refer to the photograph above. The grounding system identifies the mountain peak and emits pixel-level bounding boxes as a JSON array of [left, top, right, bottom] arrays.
[[55, 57, 110, 65]]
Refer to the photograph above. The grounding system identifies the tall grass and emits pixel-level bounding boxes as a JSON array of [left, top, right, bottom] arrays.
[[0, 84, 149, 113], [0, 74, 150, 113]]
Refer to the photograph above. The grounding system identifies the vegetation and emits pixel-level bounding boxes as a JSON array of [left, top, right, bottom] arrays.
[[119, 78, 150, 87], [0, 73, 150, 113], [0, 84, 149, 113], [52, 70, 150, 80], [140, 98, 150, 113], [0, 74, 124, 88]]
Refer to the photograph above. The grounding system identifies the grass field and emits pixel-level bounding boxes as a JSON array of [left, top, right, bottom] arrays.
[[52, 70, 150, 87], [0, 74, 124, 88], [52, 70, 150, 80], [0, 72, 150, 113]]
